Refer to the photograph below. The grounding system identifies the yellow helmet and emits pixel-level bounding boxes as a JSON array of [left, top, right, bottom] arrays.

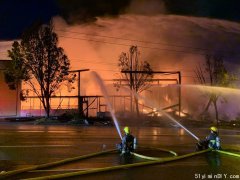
[[124, 126, 130, 134], [210, 126, 218, 132]]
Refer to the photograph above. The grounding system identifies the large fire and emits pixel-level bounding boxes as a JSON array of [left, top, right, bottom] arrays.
[[1, 14, 240, 118]]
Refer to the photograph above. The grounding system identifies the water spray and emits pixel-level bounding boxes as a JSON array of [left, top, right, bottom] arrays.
[[159, 110, 200, 141], [123, 87, 200, 141], [180, 84, 240, 95], [92, 72, 201, 141], [92, 72, 123, 140]]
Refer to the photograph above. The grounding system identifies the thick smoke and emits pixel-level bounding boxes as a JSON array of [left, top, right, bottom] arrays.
[[53, 15, 240, 79], [52, 14, 240, 120], [56, 0, 240, 24], [2, 0, 240, 120], [1, 0, 240, 40]]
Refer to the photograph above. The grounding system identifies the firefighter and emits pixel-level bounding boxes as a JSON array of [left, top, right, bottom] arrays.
[[196, 126, 221, 151], [117, 126, 137, 155]]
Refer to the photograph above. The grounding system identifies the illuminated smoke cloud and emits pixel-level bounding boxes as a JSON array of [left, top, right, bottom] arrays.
[[1, 0, 240, 120], [53, 14, 240, 81], [52, 14, 240, 120]]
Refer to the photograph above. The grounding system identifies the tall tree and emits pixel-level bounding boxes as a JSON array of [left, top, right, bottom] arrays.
[[4, 41, 28, 91], [5, 22, 74, 118], [117, 46, 153, 115], [195, 54, 236, 125]]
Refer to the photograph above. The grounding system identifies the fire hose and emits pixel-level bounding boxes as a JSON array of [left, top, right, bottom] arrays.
[[22, 149, 211, 180], [1, 147, 239, 179], [0, 146, 176, 179]]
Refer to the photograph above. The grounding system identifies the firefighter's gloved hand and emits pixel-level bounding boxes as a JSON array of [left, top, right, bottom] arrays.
[[197, 141, 202, 146], [116, 144, 122, 153], [196, 140, 204, 151], [121, 150, 125, 155]]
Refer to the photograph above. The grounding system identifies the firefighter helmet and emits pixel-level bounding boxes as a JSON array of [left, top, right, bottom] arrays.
[[124, 126, 130, 134], [210, 126, 218, 133]]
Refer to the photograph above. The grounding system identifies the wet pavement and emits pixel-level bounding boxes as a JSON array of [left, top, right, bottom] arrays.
[[0, 123, 239, 179]]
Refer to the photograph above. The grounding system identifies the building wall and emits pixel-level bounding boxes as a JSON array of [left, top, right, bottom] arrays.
[[0, 60, 20, 117]]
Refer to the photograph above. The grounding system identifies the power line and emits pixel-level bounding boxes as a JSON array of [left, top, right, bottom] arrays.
[[70, 58, 196, 72], [0, 52, 196, 73], [56, 29, 240, 56], [58, 35, 207, 55], [59, 35, 240, 57], [1, 52, 197, 74], [2, 29, 240, 57], [56, 29, 209, 51]]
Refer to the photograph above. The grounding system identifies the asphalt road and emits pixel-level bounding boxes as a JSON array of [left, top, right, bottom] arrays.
[[0, 123, 239, 179]]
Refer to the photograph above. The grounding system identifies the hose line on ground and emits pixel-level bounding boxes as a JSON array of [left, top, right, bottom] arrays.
[[138, 146, 178, 156], [216, 150, 240, 158], [23, 149, 211, 180], [132, 152, 175, 160], [0, 149, 117, 179], [0, 146, 177, 179], [133, 146, 177, 160]]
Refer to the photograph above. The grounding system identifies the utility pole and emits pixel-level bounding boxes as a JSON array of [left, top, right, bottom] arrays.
[[69, 69, 89, 117], [130, 47, 133, 113], [129, 46, 137, 113], [177, 71, 181, 117]]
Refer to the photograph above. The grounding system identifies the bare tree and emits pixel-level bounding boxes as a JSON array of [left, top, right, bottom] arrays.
[[117, 46, 153, 115], [195, 54, 236, 125], [5, 22, 75, 118]]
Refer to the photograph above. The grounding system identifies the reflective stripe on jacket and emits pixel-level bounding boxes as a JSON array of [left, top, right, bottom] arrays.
[[206, 132, 221, 149]]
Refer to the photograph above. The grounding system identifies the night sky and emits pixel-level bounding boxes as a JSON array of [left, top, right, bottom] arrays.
[[1, 0, 240, 40]]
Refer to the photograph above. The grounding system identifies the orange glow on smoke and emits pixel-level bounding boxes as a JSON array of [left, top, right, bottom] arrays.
[[2, 14, 240, 117]]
